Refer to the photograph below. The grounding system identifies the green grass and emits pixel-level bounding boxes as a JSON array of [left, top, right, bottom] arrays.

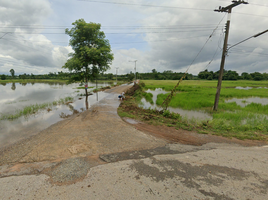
[[0, 96, 74, 120], [136, 80, 268, 140], [75, 86, 94, 89], [0, 79, 68, 84]]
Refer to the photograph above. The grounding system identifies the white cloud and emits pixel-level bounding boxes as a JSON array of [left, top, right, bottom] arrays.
[[1, 0, 268, 75]]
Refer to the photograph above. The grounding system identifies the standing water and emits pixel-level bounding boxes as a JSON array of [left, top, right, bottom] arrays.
[[139, 89, 212, 121], [0, 82, 113, 148]]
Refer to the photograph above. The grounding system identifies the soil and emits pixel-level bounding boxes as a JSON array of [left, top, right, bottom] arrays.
[[123, 118, 267, 147], [0, 83, 267, 185]]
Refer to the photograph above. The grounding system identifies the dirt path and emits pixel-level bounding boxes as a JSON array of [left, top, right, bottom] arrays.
[[1, 84, 268, 199], [0, 84, 166, 166]]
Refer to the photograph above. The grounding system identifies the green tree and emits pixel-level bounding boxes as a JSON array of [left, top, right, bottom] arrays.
[[63, 19, 114, 96], [127, 72, 135, 81], [10, 69, 15, 79], [107, 73, 113, 80], [1, 74, 6, 80]]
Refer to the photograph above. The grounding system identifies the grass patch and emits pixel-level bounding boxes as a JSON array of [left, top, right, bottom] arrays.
[[0, 96, 74, 120], [118, 81, 268, 141], [0, 79, 68, 84], [75, 86, 94, 89]]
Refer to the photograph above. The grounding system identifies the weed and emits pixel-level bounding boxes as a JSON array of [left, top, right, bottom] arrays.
[[0, 96, 74, 120]]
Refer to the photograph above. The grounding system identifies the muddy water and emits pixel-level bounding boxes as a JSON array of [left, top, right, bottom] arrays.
[[0, 82, 112, 148], [139, 89, 212, 121]]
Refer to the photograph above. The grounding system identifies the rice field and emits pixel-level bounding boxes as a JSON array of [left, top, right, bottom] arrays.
[[140, 80, 268, 139]]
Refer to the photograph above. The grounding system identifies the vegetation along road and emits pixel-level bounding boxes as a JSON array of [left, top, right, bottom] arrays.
[[0, 83, 268, 199]]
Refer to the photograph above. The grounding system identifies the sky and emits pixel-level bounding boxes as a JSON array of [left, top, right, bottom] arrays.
[[0, 0, 268, 76]]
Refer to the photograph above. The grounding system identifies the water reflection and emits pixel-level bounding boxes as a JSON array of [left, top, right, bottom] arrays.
[[139, 89, 212, 121], [226, 97, 268, 107], [235, 86, 268, 90], [1, 83, 6, 86], [0, 81, 112, 148], [11, 82, 16, 90]]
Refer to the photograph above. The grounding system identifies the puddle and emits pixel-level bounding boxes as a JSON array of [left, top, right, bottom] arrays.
[[235, 86, 268, 90], [124, 118, 140, 124], [226, 97, 268, 107], [139, 89, 212, 121], [235, 86, 253, 90], [0, 82, 112, 148]]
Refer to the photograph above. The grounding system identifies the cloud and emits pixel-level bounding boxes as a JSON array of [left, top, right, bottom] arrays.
[[109, 0, 268, 75], [0, 0, 71, 74], [1, 0, 268, 76]]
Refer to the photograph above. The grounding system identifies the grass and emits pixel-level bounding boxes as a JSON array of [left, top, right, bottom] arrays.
[[0, 96, 74, 120], [118, 80, 268, 141], [75, 86, 94, 89], [0, 79, 68, 84]]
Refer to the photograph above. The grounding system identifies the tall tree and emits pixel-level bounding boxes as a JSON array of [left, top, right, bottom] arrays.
[[10, 69, 15, 79], [63, 19, 114, 97]]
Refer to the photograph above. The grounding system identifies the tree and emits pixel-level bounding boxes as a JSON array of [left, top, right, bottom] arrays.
[[1, 74, 6, 80], [10, 69, 15, 79], [127, 72, 135, 81], [63, 19, 114, 96], [107, 73, 113, 80], [152, 69, 157, 73]]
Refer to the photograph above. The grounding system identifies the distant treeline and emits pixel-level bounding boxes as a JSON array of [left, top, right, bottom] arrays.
[[198, 69, 268, 81], [1, 69, 268, 81]]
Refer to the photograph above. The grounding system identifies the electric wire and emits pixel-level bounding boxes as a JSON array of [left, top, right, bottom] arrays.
[[78, 0, 212, 11]]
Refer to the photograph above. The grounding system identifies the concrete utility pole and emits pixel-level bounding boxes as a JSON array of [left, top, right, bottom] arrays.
[[116, 67, 119, 83], [129, 60, 137, 83], [213, 0, 248, 111]]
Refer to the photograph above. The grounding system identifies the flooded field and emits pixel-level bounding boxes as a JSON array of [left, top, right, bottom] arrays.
[[226, 97, 268, 107], [0, 82, 113, 148], [139, 89, 212, 121]]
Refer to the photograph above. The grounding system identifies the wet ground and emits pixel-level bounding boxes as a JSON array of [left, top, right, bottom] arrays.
[[0, 82, 112, 148], [139, 88, 212, 121], [0, 84, 268, 199]]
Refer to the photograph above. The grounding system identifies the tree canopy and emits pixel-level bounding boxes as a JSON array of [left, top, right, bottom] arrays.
[[10, 69, 15, 79], [62, 19, 113, 84]]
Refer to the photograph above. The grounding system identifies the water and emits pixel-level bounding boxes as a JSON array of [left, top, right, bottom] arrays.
[[226, 97, 268, 107], [235, 86, 268, 90], [139, 89, 212, 121], [0, 82, 113, 148]]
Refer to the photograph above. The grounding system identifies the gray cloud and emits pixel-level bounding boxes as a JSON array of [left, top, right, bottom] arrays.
[[1, 0, 268, 76], [109, 0, 268, 75]]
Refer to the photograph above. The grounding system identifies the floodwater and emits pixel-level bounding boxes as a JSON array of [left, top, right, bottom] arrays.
[[226, 97, 268, 107], [235, 86, 268, 90], [139, 89, 212, 121], [0, 82, 113, 148]]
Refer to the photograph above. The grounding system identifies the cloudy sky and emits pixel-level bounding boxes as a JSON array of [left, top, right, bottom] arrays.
[[0, 0, 267, 76]]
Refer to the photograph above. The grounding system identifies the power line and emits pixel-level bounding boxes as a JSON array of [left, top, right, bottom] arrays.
[[219, 0, 268, 8], [77, 0, 268, 18], [0, 28, 222, 35], [78, 0, 212, 11]]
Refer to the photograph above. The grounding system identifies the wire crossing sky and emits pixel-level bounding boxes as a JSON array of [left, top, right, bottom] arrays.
[[0, 0, 268, 75]]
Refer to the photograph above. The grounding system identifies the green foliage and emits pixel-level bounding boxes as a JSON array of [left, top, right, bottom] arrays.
[[127, 73, 135, 81], [139, 80, 268, 139], [63, 19, 114, 84], [162, 110, 181, 119], [1, 74, 6, 80], [10, 69, 15, 78]]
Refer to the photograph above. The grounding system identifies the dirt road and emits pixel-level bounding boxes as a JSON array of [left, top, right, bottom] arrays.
[[0, 84, 268, 199], [0, 84, 166, 165]]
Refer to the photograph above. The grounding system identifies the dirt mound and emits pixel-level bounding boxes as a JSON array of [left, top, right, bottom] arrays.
[[126, 84, 140, 96]]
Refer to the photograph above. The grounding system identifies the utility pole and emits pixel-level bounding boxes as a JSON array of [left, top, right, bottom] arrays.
[[129, 60, 137, 83], [116, 67, 119, 83], [213, 0, 248, 111]]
